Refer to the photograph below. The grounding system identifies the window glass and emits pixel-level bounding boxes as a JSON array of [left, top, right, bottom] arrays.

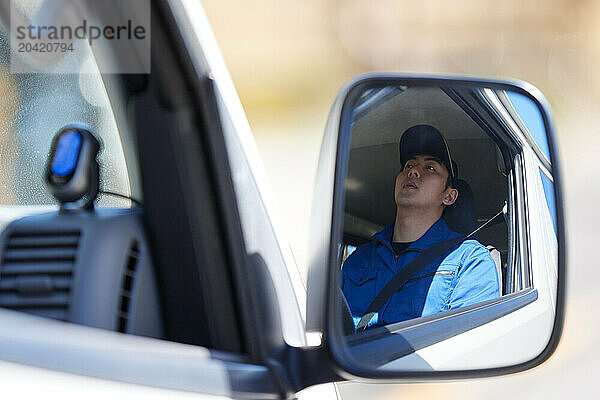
[[341, 85, 506, 332], [539, 169, 557, 236], [506, 91, 550, 162], [0, 24, 132, 213]]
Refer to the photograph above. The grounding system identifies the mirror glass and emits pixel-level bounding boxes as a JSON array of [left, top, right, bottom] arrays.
[[336, 81, 559, 372]]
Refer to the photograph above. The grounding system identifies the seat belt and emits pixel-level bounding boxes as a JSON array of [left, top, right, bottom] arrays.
[[356, 207, 506, 331]]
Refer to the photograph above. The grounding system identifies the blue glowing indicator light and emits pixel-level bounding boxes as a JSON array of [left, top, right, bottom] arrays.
[[51, 131, 82, 177]]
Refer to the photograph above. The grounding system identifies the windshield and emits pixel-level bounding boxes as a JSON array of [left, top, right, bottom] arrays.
[[0, 7, 134, 215]]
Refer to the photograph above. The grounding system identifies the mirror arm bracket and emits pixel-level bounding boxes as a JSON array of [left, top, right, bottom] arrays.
[[269, 344, 345, 394]]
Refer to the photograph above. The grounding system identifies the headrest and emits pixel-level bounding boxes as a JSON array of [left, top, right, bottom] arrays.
[[443, 179, 478, 236]]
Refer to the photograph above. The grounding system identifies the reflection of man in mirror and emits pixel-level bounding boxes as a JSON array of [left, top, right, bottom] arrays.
[[342, 124, 500, 329]]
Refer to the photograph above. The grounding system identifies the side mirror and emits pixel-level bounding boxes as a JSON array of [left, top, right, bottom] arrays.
[[307, 75, 564, 379]]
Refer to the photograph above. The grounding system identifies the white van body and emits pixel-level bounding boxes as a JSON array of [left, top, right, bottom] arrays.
[[0, 0, 337, 398]]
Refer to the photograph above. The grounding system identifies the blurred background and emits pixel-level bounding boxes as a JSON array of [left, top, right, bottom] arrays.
[[203, 1, 599, 399]]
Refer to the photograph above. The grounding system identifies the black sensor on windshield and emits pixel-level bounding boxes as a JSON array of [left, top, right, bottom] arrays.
[[46, 126, 100, 210]]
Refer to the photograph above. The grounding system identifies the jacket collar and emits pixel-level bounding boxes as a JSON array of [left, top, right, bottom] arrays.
[[372, 218, 454, 252]]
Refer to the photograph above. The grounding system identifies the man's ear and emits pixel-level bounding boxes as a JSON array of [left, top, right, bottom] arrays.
[[442, 187, 458, 206]]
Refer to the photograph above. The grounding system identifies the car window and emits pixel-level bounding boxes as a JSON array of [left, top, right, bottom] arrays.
[[0, 23, 135, 217], [506, 91, 550, 162], [341, 85, 514, 331]]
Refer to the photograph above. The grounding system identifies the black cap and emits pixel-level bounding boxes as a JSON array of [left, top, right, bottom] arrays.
[[399, 124, 457, 184]]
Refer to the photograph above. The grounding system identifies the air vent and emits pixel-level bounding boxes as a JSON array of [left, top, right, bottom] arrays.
[[0, 230, 80, 320], [117, 241, 140, 332]]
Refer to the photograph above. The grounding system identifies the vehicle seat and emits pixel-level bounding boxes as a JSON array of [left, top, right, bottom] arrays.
[[338, 287, 356, 335], [443, 179, 503, 294], [487, 245, 503, 294], [443, 179, 478, 236]]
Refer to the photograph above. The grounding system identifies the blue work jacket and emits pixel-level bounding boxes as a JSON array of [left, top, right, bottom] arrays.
[[341, 218, 500, 328]]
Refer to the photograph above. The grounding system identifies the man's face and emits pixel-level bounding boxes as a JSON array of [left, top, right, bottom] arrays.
[[394, 154, 458, 210]]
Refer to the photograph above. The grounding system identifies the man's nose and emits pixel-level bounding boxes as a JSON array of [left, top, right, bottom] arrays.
[[408, 167, 420, 178]]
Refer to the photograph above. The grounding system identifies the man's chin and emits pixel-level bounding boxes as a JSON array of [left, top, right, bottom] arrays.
[[395, 196, 419, 208]]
